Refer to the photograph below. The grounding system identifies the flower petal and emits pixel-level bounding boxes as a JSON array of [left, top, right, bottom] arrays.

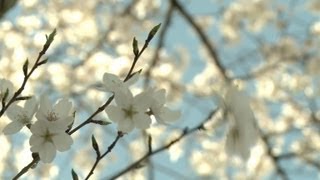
[[134, 113, 151, 129], [106, 105, 124, 123], [134, 91, 152, 110], [103, 73, 121, 92], [0, 79, 14, 101], [53, 98, 72, 119], [52, 133, 73, 151], [30, 134, 45, 148], [225, 125, 251, 160], [36, 95, 52, 121], [24, 97, 38, 118], [114, 91, 132, 108], [6, 104, 23, 122], [30, 121, 48, 135], [152, 89, 166, 108], [39, 142, 56, 163], [30, 143, 42, 152], [124, 72, 139, 86], [117, 118, 134, 132], [156, 106, 180, 124], [40, 95, 52, 113], [3, 121, 24, 135]]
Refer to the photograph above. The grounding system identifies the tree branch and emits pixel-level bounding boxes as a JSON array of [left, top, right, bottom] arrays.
[[107, 108, 218, 180], [144, 2, 174, 88], [85, 132, 124, 179], [171, 0, 230, 81]]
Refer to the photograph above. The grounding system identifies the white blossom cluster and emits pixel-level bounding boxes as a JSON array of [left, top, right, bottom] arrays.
[[102, 73, 181, 132], [1, 72, 180, 163], [1, 81, 74, 163]]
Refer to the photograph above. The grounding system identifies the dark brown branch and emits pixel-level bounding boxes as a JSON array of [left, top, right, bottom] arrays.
[[260, 133, 289, 180], [277, 152, 320, 171], [171, 0, 230, 81]]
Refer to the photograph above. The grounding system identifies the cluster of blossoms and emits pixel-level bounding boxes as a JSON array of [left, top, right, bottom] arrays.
[[1, 79, 74, 163], [101, 72, 181, 132], [222, 85, 258, 161], [29, 96, 74, 163], [3, 92, 74, 163], [1, 71, 180, 163]]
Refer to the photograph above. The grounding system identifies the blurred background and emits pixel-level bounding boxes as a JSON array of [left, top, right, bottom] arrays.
[[1, 0, 320, 179]]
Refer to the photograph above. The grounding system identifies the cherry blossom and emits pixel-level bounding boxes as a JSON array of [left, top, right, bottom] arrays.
[[105, 90, 151, 132], [3, 97, 38, 135], [224, 85, 258, 161], [101, 72, 139, 96], [29, 95, 74, 163], [30, 120, 73, 163], [146, 88, 180, 124], [35, 95, 74, 127]]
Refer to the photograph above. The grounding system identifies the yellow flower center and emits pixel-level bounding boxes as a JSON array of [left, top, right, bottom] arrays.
[[122, 105, 138, 119], [41, 129, 54, 142], [47, 111, 58, 121]]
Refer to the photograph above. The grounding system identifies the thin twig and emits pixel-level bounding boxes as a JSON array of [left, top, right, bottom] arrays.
[[73, 25, 162, 179], [12, 155, 39, 180], [68, 95, 114, 135], [85, 132, 123, 180], [69, 24, 160, 135], [0, 30, 56, 117], [143, 3, 174, 88], [7, 29, 56, 179], [260, 133, 289, 180], [13, 27, 157, 179], [107, 109, 218, 180], [171, 0, 230, 81]]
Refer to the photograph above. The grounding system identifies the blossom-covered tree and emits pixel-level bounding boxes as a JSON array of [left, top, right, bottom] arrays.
[[0, 0, 320, 179]]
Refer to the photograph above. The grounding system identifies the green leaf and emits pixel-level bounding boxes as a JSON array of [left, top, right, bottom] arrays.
[[2, 88, 9, 102], [23, 59, 29, 76], [41, 29, 57, 54], [71, 169, 79, 180], [91, 135, 100, 156], [38, 58, 48, 66], [91, 120, 111, 126], [132, 37, 139, 56], [15, 96, 32, 101], [147, 23, 161, 42]]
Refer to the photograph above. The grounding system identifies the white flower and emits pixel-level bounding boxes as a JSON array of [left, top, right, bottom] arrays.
[[224, 85, 258, 161], [147, 88, 180, 124], [3, 98, 38, 135], [35, 95, 74, 128], [105, 90, 151, 132], [0, 79, 14, 106], [30, 120, 73, 163], [101, 72, 139, 96], [29, 95, 74, 163]]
